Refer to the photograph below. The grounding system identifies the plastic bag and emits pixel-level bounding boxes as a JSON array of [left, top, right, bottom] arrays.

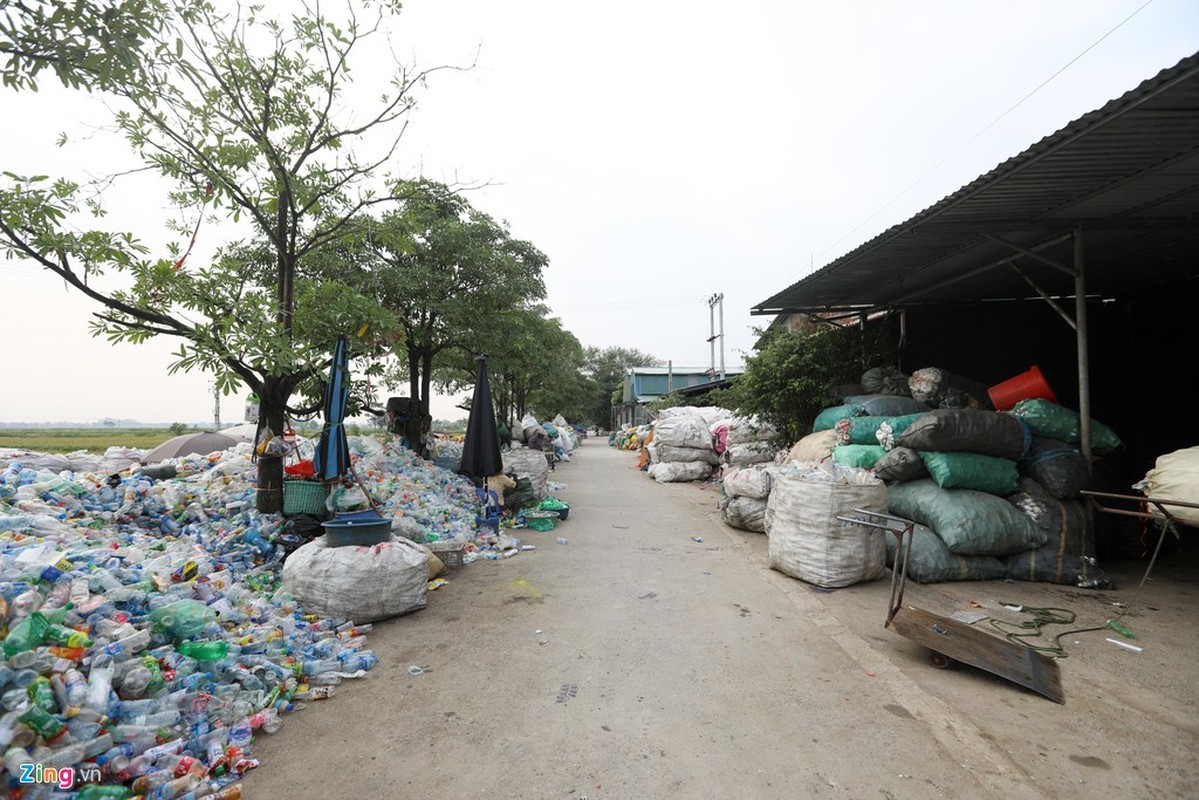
[[721, 495, 768, 532], [1006, 478, 1110, 588], [873, 447, 927, 482], [327, 486, 369, 512], [898, 409, 1029, 460], [1019, 437, 1091, 498]]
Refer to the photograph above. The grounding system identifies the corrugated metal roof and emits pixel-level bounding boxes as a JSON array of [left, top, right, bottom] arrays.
[[753, 52, 1199, 315]]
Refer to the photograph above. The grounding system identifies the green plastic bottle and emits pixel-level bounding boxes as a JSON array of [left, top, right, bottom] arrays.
[[27, 675, 58, 713], [18, 704, 66, 741], [2, 604, 74, 658], [177, 639, 229, 661]]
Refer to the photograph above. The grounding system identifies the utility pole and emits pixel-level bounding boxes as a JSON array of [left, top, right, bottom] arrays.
[[707, 293, 725, 379], [212, 382, 221, 430]]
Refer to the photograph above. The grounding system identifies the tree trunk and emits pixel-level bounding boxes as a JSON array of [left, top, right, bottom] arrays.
[[255, 375, 287, 513]]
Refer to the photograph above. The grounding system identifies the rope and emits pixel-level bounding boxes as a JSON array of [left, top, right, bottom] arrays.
[[995, 512, 1176, 657]]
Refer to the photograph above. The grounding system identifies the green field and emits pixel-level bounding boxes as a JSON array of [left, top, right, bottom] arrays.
[[0, 428, 182, 454]]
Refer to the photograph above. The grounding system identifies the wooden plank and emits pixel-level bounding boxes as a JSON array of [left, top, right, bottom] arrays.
[[888, 606, 1064, 703]]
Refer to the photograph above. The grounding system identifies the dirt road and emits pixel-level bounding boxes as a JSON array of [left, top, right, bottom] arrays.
[[245, 437, 1199, 799]]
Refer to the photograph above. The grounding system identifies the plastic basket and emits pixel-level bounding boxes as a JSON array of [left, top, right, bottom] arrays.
[[321, 518, 392, 548], [283, 481, 328, 515]]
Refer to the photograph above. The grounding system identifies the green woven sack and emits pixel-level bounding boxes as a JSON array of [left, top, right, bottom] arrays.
[[1011, 399, 1121, 454], [813, 404, 865, 433], [920, 451, 1020, 496], [832, 444, 886, 470], [885, 524, 1006, 583], [886, 479, 1046, 556], [842, 413, 927, 445]]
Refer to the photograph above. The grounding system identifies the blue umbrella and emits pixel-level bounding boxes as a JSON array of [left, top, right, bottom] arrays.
[[313, 336, 352, 484]]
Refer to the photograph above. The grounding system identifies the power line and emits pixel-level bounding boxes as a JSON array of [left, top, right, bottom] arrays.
[[814, 0, 1157, 265]]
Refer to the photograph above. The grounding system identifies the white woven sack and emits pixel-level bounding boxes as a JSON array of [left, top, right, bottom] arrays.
[[722, 495, 768, 532], [1145, 446, 1199, 526], [726, 441, 775, 465], [653, 416, 714, 449], [722, 465, 773, 499], [766, 471, 887, 587], [283, 536, 429, 622], [657, 444, 720, 465], [648, 460, 713, 483]]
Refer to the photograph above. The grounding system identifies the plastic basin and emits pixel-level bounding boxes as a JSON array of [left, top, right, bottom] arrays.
[[321, 518, 392, 547]]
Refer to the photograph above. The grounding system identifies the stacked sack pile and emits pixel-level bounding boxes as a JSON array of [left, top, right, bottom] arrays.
[[712, 414, 777, 532], [644, 407, 729, 483], [800, 365, 1121, 587]]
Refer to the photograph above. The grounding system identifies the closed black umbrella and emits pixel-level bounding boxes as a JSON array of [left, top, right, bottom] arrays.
[[458, 354, 503, 485], [313, 336, 352, 484]]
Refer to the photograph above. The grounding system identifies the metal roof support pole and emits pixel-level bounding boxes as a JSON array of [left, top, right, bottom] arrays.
[[1073, 226, 1094, 471]]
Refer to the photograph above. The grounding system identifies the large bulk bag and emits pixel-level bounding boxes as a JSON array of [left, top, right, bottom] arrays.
[[716, 415, 777, 445], [1010, 399, 1121, 455], [886, 479, 1046, 556], [766, 465, 887, 588], [504, 447, 550, 500], [898, 409, 1029, 460], [1018, 437, 1091, 498], [885, 523, 1006, 583], [1006, 478, 1110, 588], [920, 452, 1020, 496], [283, 536, 428, 622], [721, 495, 768, 532], [1144, 446, 1199, 526]]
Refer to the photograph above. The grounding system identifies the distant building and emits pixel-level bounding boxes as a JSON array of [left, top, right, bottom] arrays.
[[613, 366, 744, 428]]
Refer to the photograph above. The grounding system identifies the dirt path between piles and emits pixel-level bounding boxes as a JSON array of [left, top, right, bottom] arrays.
[[244, 437, 1199, 799]]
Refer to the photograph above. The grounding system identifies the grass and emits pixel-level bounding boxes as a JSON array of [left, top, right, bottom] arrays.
[[0, 428, 182, 454]]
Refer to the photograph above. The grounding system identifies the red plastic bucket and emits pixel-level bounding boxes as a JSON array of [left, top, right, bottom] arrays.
[[988, 366, 1057, 411]]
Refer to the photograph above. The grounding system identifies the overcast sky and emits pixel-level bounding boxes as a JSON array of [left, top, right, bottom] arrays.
[[2, 0, 1196, 425]]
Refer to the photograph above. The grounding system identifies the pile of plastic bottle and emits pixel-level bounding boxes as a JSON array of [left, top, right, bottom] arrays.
[[0, 435, 485, 799]]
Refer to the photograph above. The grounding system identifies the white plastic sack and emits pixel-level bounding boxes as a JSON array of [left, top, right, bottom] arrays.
[[725, 442, 775, 466], [283, 536, 428, 622], [766, 467, 887, 588], [648, 461, 713, 483], [653, 416, 713, 449], [657, 444, 720, 465], [716, 415, 777, 445], [1145, 446, 1199, 526], [723, 465, 773, 499], [721, 495, 768, 532]]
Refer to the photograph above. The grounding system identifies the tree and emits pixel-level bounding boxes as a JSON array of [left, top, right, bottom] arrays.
[[581, 346, 661, 428], [730, 322, 895, 448], [360, 182, 548, 448], [0, 0, 186, 91], [0, 1, 452, 511]]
